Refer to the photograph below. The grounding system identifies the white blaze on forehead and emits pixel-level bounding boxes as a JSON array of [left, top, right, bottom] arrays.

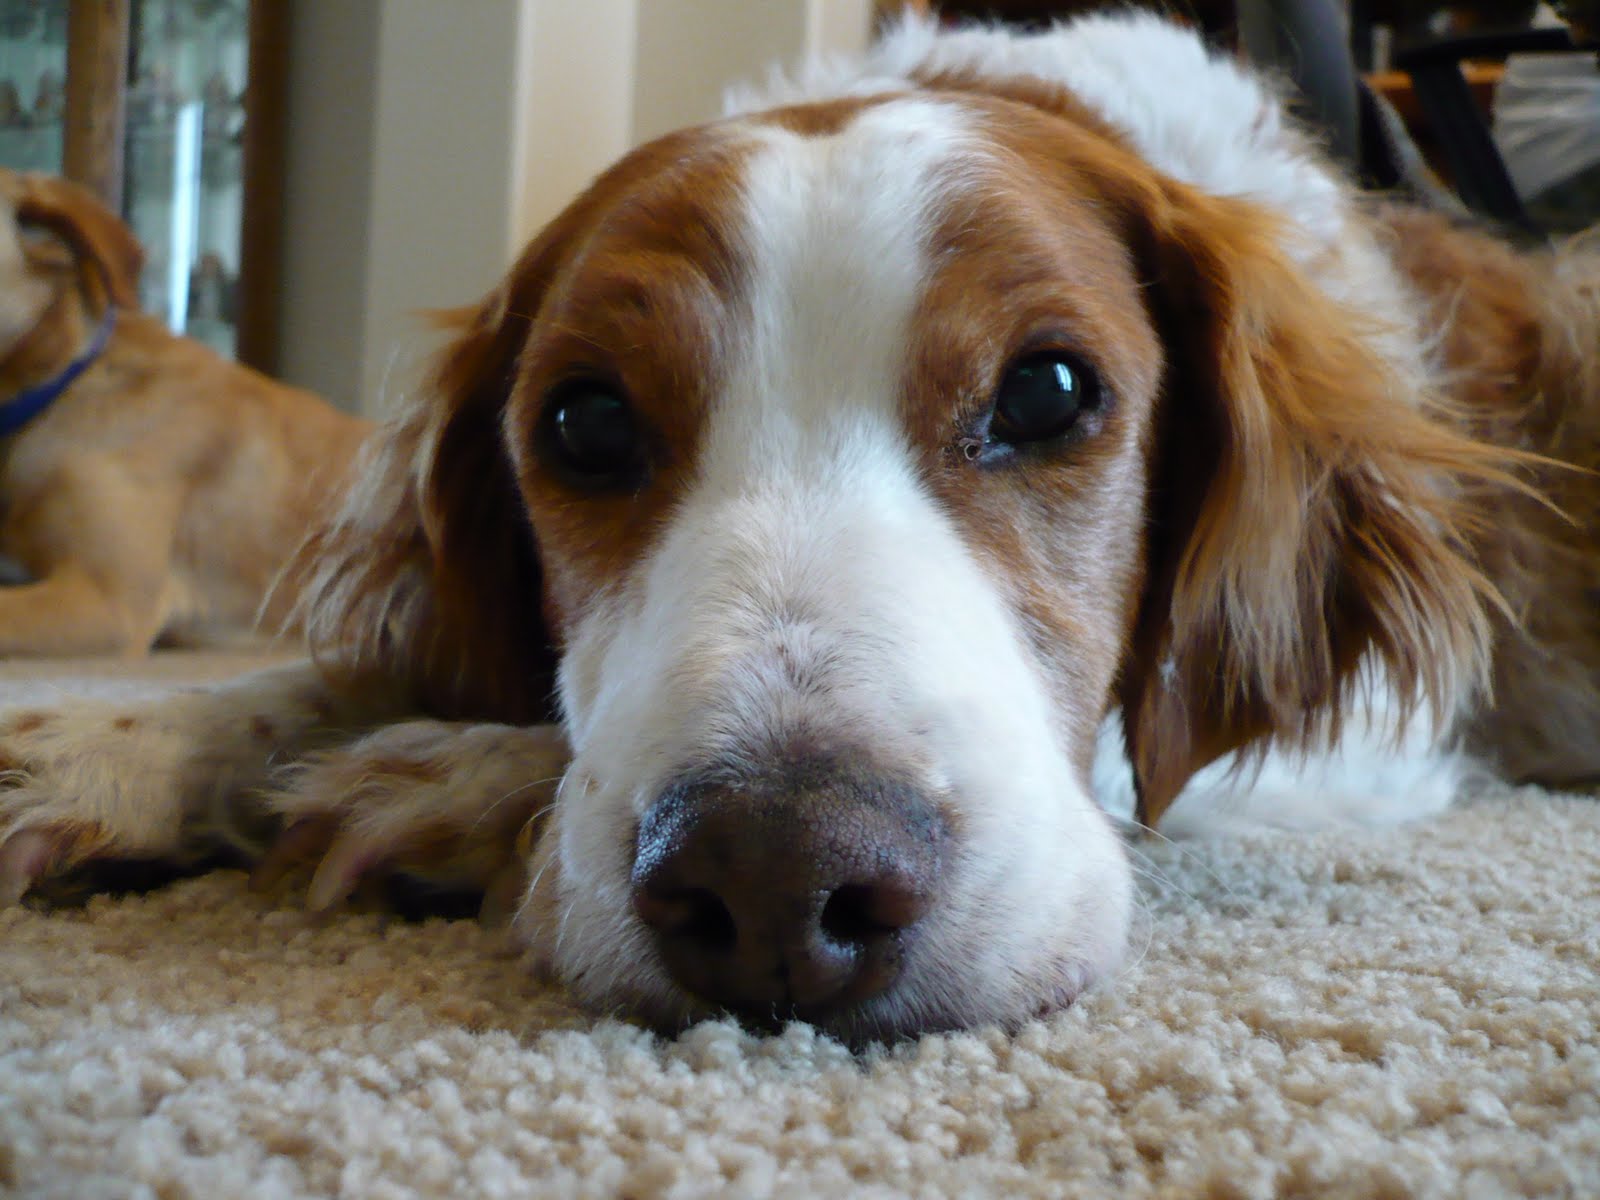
[[729, 13, 1339, 248], [706, 97, 973, 471]]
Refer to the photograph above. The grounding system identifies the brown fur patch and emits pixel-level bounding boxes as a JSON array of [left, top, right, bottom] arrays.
[[1383, 208, 1600, 785], [364, 755, 448, 786], [7, 712, 52, 736], [503, 131, 749, 634], [1115, 187, 1517, 822], [900, 96, 1168, 772], [757, 95, 895, 138]]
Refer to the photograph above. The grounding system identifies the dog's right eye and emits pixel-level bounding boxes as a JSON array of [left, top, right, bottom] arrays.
[[543, 381, 644, 484]]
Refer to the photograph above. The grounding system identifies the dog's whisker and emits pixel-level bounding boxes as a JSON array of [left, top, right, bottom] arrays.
[[1126, 825, 1262, 916], [466, 779, 563, 836]]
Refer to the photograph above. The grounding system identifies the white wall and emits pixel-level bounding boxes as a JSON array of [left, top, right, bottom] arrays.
[[509, 0, 638, 253], [276, 1, 381, 410], [631, 0, 807, 145], [359, 1, 531, 414], [632, 0, 871, 144], [277, 0, 873, 414], [280, 0, 533, 414]]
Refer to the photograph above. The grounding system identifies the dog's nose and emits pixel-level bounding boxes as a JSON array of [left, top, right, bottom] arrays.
[[630, 767, 944, 1023]]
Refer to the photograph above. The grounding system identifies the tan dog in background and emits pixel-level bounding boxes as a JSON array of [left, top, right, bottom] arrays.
[[0, 170, 371, 656]]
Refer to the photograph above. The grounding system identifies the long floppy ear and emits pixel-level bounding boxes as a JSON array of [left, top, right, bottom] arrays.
[[287, 230, 573, 724], [14, 173, 143, 308], [1117, 181, 1509, 825]]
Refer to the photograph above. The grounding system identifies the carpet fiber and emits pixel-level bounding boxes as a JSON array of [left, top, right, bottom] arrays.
[[2, 657, 1598, 1198]]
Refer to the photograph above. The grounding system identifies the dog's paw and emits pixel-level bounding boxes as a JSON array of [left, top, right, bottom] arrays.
[[0, 702, 205, 903], [253, 720, 568, 921]]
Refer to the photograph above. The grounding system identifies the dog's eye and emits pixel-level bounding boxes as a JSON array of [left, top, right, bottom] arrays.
[[544, 381, 643, 482], [989, 352, 1099, 446]]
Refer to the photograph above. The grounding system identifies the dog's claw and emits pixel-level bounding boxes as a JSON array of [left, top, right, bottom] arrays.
[[250, 816, 391, 911], [0, 824, 100, 904], [0, 828, 50, 903], [247, 816, 338, 893], [305, 833, 387, 912], [253, 813, 437, 913]]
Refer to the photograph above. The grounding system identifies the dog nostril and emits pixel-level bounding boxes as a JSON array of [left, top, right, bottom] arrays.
[[820, 884, 879, 943], [819, 881, 925, 943], [633, 886, 737, 950]]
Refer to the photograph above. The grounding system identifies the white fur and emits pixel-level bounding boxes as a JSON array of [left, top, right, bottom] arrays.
[[1093, 702, 1474, 838]]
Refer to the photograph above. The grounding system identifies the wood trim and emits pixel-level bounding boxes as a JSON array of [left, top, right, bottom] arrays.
[[1366, 62, 1504, 131], [875, 0, 930, 26], [62, 0, 130, 210], [236, 0, 291, 373]]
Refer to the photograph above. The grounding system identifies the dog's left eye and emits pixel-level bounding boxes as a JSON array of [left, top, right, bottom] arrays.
[[544, 381, 644, 483], [989, 352, 1100, 446]]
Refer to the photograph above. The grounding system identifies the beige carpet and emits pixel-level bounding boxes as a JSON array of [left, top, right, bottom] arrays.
[[2, 656, 1598, 1199]]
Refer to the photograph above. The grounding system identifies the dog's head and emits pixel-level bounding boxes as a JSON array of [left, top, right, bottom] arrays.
[[0, 169, 142, 361], [303, 16, 1500, 1041]]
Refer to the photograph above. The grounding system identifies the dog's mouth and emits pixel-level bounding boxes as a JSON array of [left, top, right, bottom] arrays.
[[620, 931, 1099, 1048], [631, 894, 930, 1030]]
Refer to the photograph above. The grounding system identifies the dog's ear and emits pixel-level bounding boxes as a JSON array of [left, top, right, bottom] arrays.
[[288, 226, 579, 724], [14, 173, 143, 308], [408, 265, 558, 722], [1116, 180, 1506, 825]]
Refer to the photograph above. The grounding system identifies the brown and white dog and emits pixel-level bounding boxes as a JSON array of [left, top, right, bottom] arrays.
[[2, 15, 1597, 1043], [0, 170, 372, 656]]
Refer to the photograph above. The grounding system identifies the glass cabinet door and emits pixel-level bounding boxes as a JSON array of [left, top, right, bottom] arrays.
[[125, 0, 247, 357], [0, 1, 67, 176], [0, 0, 248, 359]]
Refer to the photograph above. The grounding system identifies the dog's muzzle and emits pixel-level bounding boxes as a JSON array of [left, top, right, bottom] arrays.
[[630, 761, 946, 1026]]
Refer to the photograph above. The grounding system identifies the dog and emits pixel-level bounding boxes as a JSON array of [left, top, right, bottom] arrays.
[[0, 170, 372, 656], [1, 14, 1597, 1043]]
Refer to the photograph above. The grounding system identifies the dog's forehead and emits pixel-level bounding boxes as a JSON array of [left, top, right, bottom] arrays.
[[514, 89, 1158, 487], [552, 93, 981, 289], [519, 95, 990, 427], [548, 90, 1144, 346], [720, 96, 983, 425]]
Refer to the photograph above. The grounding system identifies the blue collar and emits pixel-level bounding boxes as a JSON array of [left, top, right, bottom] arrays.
[[0, 304, 117, 439]]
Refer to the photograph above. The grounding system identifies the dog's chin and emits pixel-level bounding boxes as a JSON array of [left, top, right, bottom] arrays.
[[570, 946, 1114, 1049]]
